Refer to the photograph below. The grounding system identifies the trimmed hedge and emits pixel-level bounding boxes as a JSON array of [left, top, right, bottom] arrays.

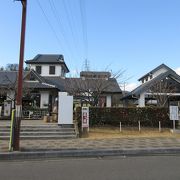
[[75, 107, 173, 128]]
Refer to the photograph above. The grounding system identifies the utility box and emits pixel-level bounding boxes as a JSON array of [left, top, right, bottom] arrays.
[[58, 92, 73, 125]]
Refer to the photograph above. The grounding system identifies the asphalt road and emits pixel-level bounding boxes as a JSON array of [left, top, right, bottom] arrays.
[[0, 155, 180, 180]]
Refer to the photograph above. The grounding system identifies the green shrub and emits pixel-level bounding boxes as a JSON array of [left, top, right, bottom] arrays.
[[75, 107, 172, 128]]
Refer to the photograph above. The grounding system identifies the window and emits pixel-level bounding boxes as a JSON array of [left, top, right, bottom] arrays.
[[49, 66, 55, 75], [36, 66, 41, 74]]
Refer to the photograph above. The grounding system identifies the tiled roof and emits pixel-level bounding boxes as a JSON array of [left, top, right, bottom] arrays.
[[0, 70, 122, 93], [44, 77, 122, 93], [25, 54, 69, 72]]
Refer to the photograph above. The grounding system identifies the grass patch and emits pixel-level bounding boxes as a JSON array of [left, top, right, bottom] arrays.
[[83, 126, 180, 139]]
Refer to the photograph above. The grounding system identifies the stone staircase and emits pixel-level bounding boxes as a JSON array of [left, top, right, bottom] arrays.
[[0, 124, 77, 140]]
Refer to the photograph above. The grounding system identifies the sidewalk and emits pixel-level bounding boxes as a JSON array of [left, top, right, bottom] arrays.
[[1, 137, 180, 160], [1, 120, 180, 160]]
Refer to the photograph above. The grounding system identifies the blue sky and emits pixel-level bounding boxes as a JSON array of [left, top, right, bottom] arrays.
[[1, 0, 180, 90]]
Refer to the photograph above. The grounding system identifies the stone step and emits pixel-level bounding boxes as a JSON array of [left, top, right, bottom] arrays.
[[0, 124, 77, 140], [0, 131, 75, 136], [0, 124, 74, 128], [0, 134, 77, 140], [0, 128, 74, 133]]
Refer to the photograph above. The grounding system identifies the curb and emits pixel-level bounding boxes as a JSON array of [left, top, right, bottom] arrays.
[[1, 148, 180, 160]]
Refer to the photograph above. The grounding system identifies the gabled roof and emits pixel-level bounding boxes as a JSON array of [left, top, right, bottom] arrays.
[[0, 70, 56, 90], [23, 69, 46, 83], [138, 63, 173, 81], [25, 54, 70, 73], [123, 70, 180, 99]]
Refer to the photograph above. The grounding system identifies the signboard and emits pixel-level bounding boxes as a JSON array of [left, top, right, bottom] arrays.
[[169, 106, 179, 121], [58, 92, 73, 125], [4, 101, 11, 117], [82, 107, 89, 130]]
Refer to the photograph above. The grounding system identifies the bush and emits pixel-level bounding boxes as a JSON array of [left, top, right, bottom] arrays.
[[75, 107, 172, 128]]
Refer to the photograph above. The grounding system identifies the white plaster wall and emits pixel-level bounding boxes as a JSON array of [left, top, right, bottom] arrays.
[[138, 92, 145, 107], [106, 95, 112, 107], [30, 64, 62, 76], [40, 91, 49, 108], [6, 90, 15, 108], [31, 64, 36, 71]]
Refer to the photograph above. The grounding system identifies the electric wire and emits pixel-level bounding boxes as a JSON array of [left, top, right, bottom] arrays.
[[48, 0, 75, 60], [36, 0, 71, 61], [62, 0, 80, 57], [79, 0, 88, 60]]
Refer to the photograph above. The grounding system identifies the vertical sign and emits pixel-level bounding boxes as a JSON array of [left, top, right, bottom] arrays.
[[169, 105, 179, 131], [169, 106, 179, 121], [4, 101, 11, 117], [82, 107, 89, 131]]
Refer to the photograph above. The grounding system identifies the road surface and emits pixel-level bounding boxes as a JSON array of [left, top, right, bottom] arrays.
[[0, 155, 180, 180]]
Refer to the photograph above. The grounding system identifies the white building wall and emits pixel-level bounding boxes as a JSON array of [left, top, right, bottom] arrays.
[[40, 91, 49, 108], [138, 92, 145, 107], [106, 95, 112, 107], [30, 64, 62, 76], [6, 90, 15, 108]]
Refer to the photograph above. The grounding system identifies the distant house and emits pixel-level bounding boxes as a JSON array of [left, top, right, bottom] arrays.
[[122, 64, 180, 107], [0, 54, 122, 117]]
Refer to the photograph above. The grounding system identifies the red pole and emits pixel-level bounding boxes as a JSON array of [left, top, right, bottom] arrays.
[[14, 0, 27, 151]]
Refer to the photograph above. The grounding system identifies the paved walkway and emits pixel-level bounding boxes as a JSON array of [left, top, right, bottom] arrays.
[[1, 137, 180, 152], [1, 120, 180, 158]]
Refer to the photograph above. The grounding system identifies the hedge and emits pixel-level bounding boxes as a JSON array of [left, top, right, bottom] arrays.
[[75, 107, 173, 128]]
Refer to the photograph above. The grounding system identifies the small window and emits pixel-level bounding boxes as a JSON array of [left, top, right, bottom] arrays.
[[36, 66, 41, 74], [49, 66, 55, 75]]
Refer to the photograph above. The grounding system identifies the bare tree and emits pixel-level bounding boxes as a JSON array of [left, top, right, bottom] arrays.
[[148, 78, 176, 107], [6, 64, 19, 71], [65, 71, 122, 107]]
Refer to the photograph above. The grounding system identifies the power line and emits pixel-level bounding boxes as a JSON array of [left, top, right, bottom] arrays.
[[48, 0, 75, 59], [79, 0, 88, 60], [36, 0, 65, 53], [62, 0, 80, 57]]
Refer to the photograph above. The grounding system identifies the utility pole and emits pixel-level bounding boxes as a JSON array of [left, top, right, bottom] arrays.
[[14, 0, 27, 151]]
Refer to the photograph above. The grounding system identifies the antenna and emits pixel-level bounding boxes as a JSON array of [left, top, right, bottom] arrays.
[[84, 59, 90, 71]]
